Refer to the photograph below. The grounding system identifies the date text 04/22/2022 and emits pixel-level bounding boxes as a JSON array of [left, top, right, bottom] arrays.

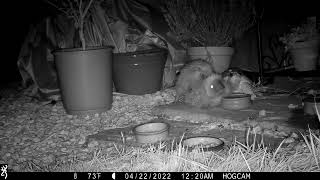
[[122, 172, 251, 180]]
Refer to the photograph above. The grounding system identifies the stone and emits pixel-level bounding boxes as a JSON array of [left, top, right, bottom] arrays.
[[284, 137, 295, 144], [78, 138, 86, 145], [252, 126, 263, 134], [60, 130, 68, 135], [88, 140, 99, 148], [33, 137, 41, 143], [61, 147, 69, 153], [42, 154, 55, 164], [290, 132, 299, 139]]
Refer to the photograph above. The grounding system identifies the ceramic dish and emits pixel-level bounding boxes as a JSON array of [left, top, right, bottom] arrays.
[[222, 93, 251, 110], [182, 136, 224, 151], [133, 122, 169, 144]]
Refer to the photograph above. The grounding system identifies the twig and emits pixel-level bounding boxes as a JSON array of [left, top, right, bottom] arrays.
[[94, 5, 120, 52], [239, 147, 251, 172]]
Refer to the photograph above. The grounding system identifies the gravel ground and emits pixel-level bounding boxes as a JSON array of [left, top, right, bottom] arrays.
[[1, 85, 318, 172], [0, 86, 176, 171]]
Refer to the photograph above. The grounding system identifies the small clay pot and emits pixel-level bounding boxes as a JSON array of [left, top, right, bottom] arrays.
[[133, 122, 169, 144], [303, 97, 320, 115], [222, 93, 251, 110]]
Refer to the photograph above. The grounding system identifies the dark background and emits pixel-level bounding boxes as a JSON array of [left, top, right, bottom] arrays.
[[1, 0, 318, 85]]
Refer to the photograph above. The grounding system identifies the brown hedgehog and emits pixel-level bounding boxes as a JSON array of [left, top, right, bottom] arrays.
[[184, 73, 232, 108], [175, 60, 214, 102], [223, 70, 256, 100]]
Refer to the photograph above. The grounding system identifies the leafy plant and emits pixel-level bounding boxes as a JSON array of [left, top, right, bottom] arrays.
[[47, 0, 95, 50], [162, 0, 256, 47], [280, 17, 319, 50], [47, 0, 119, 51]]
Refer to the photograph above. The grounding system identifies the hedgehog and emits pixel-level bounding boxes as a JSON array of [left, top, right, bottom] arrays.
[[175, 60, 214, 102], [222, 69, 256, 100], [184, 73, 232, 108]]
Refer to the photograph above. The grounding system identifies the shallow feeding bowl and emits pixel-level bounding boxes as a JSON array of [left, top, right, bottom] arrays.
[[133, 122, 169, 144], [182, 136, 224, 151], [303, 97, 320, 116], [222, 93, 251, 110]]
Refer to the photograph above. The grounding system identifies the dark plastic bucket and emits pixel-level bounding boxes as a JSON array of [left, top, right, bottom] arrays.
[[113, 49, 168, 95], [53, 46, 114, 115]]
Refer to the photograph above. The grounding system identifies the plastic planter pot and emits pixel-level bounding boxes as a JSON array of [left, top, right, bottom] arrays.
[[113, 48, 168, 95], [53, 46, 114, 115]]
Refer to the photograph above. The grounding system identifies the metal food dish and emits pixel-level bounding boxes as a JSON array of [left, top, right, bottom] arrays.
[[222, 93, 251, 110], [133, 122, 169, 144], [182, 136, 224, 151]]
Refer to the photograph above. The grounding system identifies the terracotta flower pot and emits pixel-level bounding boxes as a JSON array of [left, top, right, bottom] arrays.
[[303, 97, 320, 116], [187, 46, 234, 73], [289, 39, 319, 71]]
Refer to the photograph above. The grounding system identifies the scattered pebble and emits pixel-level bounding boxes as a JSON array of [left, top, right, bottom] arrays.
[[259, 110, 266, 117], [288, 104, 299, 109], [88, 140, 99, 148], [252, 126, 263, 134], [283, 137, 295, 144], [290, 132, 299, 139], [42, 154, 55, 164], [33, 137, 41, 143]]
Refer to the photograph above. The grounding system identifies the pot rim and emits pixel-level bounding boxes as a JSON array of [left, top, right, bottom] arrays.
[[187, 46, 235, 55], [187, 46, 234, 49], [114, 48, 167, 56], [52, 46, 114, 54], [133, 122, 169, 135], [303, 97, 320, 103], [182, 136, 224, 151], [223, 93, 251, 100]]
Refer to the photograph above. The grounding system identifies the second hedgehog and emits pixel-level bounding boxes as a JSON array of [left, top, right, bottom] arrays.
[[175, 60, 214, 102]]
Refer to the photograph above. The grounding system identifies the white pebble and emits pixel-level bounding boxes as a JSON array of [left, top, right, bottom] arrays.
[[88, 140, 99, 148], [259, 110, 266, 117], [284, 137, 295, 144], [78, 138, 86, 145], [288, 104, 298, 109], [276, 131, 288, 137], [290, 132, 299, 139], [252, 126, 262, 134], [42, 154, 55, 164], [61, 147, 68, 153], [33, 137, 41, 143], [60, 130, 68, 135]]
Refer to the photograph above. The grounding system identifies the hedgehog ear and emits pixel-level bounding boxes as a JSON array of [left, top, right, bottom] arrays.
[[200, 73, 207, 80]]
